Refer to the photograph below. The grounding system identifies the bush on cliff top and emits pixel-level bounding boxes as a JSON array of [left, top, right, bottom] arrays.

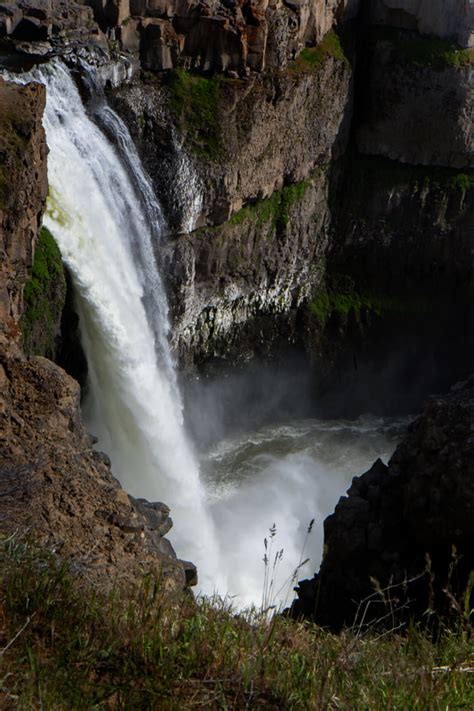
[[1, 538, 473, 710]]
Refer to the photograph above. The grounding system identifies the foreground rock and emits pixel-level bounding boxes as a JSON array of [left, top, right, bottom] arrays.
[[0, 340, 195, 592], [292, 376, 474, 629]]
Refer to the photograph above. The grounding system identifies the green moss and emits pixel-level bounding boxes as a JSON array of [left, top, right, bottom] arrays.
[[309, 285, 430, 325], [21, 226, 66, 359], [376, 30, 474, 69], [290, 31, 348, 73], [349, 154, 474, 196], [447, 173, 474, 193], [229, 178, 312, 231], [167, 69, 222, 158]]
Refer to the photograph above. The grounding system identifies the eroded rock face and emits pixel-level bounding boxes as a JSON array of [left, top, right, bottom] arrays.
[[83, 0, 359, 74], [0, 341, 193, 591], [357, 38, 474, 168], [163, 171, 330, 369], [291, 376, 474, 629], [371, 0, 474, 48], [0, 77, 47, 341], [0, 0, 103, 47], [111, 46, 353, 232]]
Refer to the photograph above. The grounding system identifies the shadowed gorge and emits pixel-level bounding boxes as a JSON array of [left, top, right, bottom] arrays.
[[0, 0, 473, 706]]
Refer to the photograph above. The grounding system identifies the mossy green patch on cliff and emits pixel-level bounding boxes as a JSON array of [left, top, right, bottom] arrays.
[[167, 69, 222, 158], [290, 32, 348, 73], [309, 281, 431, 326], [349, 154, 474, 196], [21, 226, 66, 359], [376, 30, 474, 69], [448, 173, 474, 193], [229, 178, 312, 231]]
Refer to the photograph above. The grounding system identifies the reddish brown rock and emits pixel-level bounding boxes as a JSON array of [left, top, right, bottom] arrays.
[[0, 78, 47, 340]]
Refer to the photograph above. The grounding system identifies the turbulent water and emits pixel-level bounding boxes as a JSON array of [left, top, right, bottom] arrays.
[[6, 60, 407, 608], [201, 415, 407, 609]]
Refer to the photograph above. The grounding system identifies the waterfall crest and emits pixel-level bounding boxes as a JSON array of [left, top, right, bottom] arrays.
[[11, 60, 222, 592]]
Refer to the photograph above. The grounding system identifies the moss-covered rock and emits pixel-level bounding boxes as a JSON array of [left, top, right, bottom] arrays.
[[21, 227, 66, 360]]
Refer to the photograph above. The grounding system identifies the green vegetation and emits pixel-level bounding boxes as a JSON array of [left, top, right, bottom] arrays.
[[229, 179, 311, 231], [377, 30, 474, 69], [21, 226, 65, 358], [349, 154, 474, 196], [309, 285, 430, 326], [0, 538, 473, 709], [290, 32, 348, 73], [167, 69, 222, 158], [0, 121, 28, 209], [448, 173, 474, 193]]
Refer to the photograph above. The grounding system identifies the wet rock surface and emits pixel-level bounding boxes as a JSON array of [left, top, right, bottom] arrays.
[[291, 376, 474, 629]]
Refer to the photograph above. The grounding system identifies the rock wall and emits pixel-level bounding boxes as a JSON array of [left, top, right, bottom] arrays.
[[111, 37, 353, 232], [371, 0, 474, 48], [0, 343, 195, 591], [357, 34, 473, 168], [163, 171, 331, 368], [111, 36, 353, 369], [0, 77, 47, 341], [291, 375, 474, 629]]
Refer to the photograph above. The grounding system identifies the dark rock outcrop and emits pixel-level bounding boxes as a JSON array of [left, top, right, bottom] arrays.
[[292, 376, 474, 629], [357, 35, 473, 169], [0, 77, 47, 342]]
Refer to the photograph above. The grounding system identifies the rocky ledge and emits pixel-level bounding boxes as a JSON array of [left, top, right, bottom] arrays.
[[292, 375, 474, 630], [0, 339, 196, 592]]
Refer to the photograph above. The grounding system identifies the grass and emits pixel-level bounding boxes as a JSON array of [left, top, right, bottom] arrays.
[[21, 226, 65, 358], [375, 29, 474, 69], [166, 69, 222, 158], [290, 32, 348, 74], [0, 537, 473, 709]]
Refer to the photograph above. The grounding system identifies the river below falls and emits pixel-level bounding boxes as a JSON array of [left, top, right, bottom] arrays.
[[196, 415, 409, 610]]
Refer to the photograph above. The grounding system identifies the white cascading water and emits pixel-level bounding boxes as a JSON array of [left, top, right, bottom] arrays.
[[4, 59, 406, 609], [10, 59, 223, 593]]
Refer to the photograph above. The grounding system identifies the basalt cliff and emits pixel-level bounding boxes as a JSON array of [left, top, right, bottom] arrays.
[[0, 0, 473, 622]]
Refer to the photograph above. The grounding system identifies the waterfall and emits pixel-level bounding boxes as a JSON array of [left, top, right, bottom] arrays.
[[10, 60, 222, 592]]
